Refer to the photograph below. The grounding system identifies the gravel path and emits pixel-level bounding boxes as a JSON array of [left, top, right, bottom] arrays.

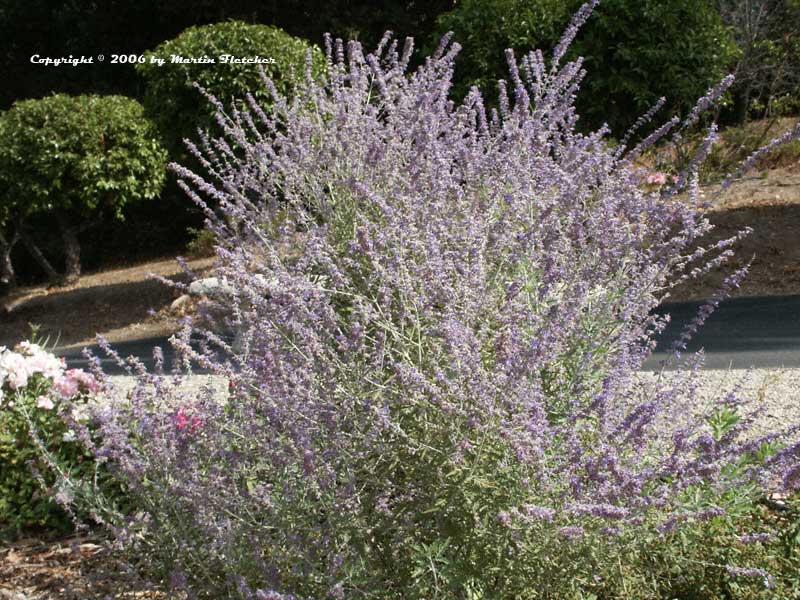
[[637, 368, 800, 436], [106, 374, 229, 400], [107, 368, 800, 435]]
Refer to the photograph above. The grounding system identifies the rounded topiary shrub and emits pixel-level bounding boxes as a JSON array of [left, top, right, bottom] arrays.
[[136, 21, 325, 153], [0, 94, 167, 280]]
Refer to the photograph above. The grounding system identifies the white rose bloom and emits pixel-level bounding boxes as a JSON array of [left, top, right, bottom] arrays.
[[25, 351, 65, 380], [0, 350, 29, 390], [16, 341, 40, 354]]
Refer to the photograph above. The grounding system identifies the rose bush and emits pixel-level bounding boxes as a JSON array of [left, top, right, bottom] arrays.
[[0, 341, 106, 537]]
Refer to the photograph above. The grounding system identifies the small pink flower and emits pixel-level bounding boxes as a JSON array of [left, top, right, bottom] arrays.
[[645, 171, 668, 186], [52, 369, 101, 399], [173, 407, 203, 433], [36, 395, 55, 410], [65, 369, 102, 393]]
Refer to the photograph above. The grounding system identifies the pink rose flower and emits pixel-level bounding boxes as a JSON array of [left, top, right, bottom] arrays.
[[66, 369, 102, 394], [52, 376, 79, 400], [52, 369, 102, 400]]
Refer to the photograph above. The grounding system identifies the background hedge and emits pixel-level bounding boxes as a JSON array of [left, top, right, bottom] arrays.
[[436, 0, 738, 135]]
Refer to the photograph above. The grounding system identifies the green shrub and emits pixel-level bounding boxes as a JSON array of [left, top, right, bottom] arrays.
[[433, 0, 571, 101], [136, 21, 325, 154], [185, 226, 216, 258], [436, 0, 738, 136], [0, 94, 167, 280], [571, 0, 738, 136]]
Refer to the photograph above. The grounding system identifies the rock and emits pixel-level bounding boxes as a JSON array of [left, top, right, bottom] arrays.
[[170, 294, 192, 311], [187, 277, 234, 297], [188, 277, 219, 296]]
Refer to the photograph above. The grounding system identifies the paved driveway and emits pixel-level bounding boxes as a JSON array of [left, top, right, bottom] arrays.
[[57, 295, 800, 372], [644, 294, 800, 370]]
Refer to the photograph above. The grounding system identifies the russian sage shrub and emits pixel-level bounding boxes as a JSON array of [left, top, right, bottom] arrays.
[[84, 5, 800, 599]]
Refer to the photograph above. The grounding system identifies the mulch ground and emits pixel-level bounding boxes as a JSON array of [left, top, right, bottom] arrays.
[[0, 533, 164, 599]]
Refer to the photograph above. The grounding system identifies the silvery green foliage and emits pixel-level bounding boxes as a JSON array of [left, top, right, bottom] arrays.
[[88, 6, 800, 598]]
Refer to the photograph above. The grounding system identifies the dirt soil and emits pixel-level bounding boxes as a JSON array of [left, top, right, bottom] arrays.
[[0, 256, 216, 351], [668, 165, 800, 302]]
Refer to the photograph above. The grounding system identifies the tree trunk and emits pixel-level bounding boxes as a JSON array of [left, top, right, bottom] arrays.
[[0, 230, 17, 289], [20, 231, 60, 282], [0, 246, 14, 289], [733, 83, 754, 124], [56, 212, 81, 282]]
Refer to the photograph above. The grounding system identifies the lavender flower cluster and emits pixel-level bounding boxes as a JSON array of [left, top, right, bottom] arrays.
[[83, 5, 800, 598]]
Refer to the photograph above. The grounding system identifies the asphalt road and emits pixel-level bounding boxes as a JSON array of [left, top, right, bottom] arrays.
[[56, 295, 800, 373], [645, 294, 800, 370]]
